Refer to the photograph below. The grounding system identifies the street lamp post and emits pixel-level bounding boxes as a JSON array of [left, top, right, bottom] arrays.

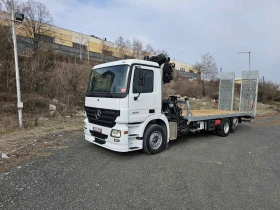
[[10, 0, 24, 128], [238, 51, 251, 71]]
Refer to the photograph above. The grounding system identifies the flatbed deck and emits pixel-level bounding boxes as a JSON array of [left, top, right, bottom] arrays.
[[182, 109, 254, 122]]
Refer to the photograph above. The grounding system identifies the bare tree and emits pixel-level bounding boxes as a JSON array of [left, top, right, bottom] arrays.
[[101, 39, 113, 63], [0, 0, 4, 10], [142, 44, 154, 57], [196, 52, 218, 81], [258, 81, 280, 101], [0, 0, 16, 11], [0, 21, 14, 93], [16, 0, 53, 54], [125, 39, 132, 49], [133, 38, 143, 59], [79, 36, 88, 61], [124, 39, 132, 58], [156, 49, 168, 56], [73, 33, 88, 61], [115, 36, 126, 59], [0, 3, 12, 43]]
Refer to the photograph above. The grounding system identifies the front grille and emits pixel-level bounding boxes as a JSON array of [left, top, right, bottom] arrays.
[[84, 106, 120, 128], [89, 130, 108, 140]]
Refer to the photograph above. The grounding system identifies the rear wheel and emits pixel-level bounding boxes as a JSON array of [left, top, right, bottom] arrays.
[[216, 118, 230, 137], [143, 124, 167, 155], [230, 117, 238, 131]]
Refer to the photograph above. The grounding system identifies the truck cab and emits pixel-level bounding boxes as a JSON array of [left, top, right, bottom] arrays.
[[84, 58, 171, 154]]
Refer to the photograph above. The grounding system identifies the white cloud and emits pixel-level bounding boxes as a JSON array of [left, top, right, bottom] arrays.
[[37, 0, 280, 82]]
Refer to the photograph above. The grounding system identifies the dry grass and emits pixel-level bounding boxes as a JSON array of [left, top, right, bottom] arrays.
[[0, 116, 83, 172], [0, 116, 83, 154], [0, 114, 19, 132]]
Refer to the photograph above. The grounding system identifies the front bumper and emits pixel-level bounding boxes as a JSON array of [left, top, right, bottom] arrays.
[[84, 122, 142, 152]]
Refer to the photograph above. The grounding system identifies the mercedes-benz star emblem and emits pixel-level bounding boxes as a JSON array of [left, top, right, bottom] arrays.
[[95, 109, 102, 119]]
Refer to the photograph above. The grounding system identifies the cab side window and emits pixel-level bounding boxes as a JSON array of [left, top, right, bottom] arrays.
[[133, 69, 154, 93]]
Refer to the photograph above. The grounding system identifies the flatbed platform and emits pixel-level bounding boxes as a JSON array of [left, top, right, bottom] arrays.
[[182, 109, 254, 122]]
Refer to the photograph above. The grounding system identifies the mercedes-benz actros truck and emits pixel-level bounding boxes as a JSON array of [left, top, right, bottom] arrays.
[[84, 54, 258, 154]]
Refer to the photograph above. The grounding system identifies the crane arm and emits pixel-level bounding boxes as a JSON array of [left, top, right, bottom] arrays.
[[144, 54, 175, 84]]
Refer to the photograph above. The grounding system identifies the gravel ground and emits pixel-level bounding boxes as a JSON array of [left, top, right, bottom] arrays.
[[0, 117, 280, 210]]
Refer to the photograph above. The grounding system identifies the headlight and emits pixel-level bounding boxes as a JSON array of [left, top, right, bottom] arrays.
[[111, 129, 121, 138]]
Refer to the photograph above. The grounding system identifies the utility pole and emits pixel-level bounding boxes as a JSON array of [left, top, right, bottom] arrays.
[[10, 0, 24, 128], [238, 51, 251, 71]]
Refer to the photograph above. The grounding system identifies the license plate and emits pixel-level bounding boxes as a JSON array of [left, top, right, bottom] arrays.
[[93, 126, 102, 133]]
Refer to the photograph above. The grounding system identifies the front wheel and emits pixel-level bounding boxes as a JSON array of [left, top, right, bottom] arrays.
[[143, 124, 167, 155]]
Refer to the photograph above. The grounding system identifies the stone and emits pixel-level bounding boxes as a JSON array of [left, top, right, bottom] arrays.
[[31, 119, 38, 127], [1, 153, 9, 159], [49, 110, 56, 117], [49, 104, 57, 116], [49, 104, 56, 111], [75, 111, 84, 117], [52, 98, 58, 103], [38, 117, 49, 121]]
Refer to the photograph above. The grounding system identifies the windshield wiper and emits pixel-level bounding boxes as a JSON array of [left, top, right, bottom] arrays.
[[86, 91, 119, 98], [93, 90, 111, 92]]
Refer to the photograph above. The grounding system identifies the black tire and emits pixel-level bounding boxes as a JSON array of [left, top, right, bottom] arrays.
[[216, 118, 231, 137], [143, 124, 167, 155], [230, 117, 238, 132]]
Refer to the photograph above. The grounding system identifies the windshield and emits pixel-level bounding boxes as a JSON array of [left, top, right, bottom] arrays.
[[87, 65, 130, 96]]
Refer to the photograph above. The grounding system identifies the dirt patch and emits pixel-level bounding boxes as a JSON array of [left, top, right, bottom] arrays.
[[0, 101, 279, 172], [0, 116, 83, 153], [255, 113, 280, 119], [0, 116, 83, 172], [254, 115, 280, 126]]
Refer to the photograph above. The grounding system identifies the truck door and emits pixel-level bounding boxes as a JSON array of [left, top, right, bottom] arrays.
[[128, 66, 156, 123]]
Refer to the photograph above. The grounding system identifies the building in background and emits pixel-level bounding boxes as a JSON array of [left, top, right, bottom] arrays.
[[0, 10, 198, 78], [170, 59, 199, 79], [0, 11, 133, 65]]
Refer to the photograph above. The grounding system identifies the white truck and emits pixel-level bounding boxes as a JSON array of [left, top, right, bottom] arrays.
[[84, 54, 258, 154]]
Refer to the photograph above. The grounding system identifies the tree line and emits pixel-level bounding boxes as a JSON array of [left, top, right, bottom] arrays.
[[1, 0, 279, 103], [115, 36, 168, 59]]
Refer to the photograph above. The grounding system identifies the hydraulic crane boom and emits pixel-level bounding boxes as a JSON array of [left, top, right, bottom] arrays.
[[144, 54, 175, 84]]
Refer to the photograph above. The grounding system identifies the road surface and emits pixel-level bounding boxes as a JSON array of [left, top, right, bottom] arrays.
[[1, 118, 280, 210]]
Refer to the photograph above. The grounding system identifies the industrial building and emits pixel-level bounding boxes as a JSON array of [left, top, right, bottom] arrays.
[[0, 10, 199, 78]]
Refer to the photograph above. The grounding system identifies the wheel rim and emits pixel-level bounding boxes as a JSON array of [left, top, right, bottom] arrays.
[[232, 118, 238, 128], [149, 131, 163, 150], [224, 121, 230, 134]]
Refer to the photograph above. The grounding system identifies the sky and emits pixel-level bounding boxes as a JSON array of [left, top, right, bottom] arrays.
[[38, 0, 280, 82]]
